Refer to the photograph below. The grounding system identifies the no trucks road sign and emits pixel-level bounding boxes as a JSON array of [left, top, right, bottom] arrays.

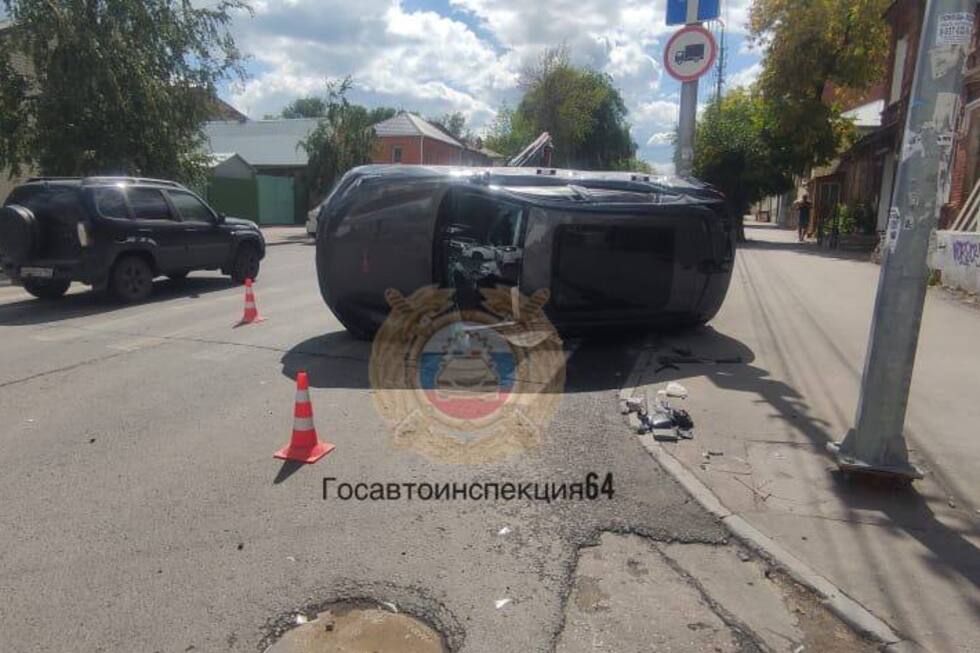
[[664, 24, 717, 82]]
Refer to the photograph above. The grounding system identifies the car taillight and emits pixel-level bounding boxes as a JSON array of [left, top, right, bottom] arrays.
[[77, 222, 91, 247]]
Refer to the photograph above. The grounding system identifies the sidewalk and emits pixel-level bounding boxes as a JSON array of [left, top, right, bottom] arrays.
[[626, 223, 980, 653], [261, 225, 311, 247]]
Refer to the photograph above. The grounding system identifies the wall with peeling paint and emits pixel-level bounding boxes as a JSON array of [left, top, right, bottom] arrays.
[[931, 230, 980, 292]]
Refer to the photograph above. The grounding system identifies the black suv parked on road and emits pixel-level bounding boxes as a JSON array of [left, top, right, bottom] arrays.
[[0, 177, 265, 302]]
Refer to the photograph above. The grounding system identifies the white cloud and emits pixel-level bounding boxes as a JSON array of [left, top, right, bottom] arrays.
[[633, 100, 679, 128], [646, 130, 673, 146], [220, 0, 759, 167], [727, 62, 762, 89]]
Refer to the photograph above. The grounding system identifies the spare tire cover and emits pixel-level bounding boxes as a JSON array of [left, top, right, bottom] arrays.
[[0, 204, 40, 263]]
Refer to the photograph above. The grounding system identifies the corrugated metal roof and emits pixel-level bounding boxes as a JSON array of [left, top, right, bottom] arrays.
[[372, 112, 463, 149], [203, 119, 319, 167]]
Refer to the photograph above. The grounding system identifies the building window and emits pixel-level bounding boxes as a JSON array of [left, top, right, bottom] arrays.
[[393, 147, 403, 163], [890, 36, 908, 105]]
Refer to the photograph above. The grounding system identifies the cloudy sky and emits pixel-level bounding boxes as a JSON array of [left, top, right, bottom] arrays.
[[222, 0, 763, 172]]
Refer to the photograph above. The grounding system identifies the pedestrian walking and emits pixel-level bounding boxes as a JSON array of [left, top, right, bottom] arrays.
[[796, 194, 812, 242]]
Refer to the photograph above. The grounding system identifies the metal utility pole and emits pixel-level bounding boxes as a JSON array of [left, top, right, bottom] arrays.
[[714, 21, 727, 101], [828, 0, 975, 480], [676, 0, 701, 176]]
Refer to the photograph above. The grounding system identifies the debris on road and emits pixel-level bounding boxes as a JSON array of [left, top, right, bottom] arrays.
[[665, 382, 688, 398], [495, 598, 512, 609], [634, 385, 695, 440], [654, 353, 743, 371], [624, 396, 646, 414]]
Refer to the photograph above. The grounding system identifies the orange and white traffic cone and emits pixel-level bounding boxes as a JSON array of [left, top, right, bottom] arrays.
[[274, 371, 334, 463], [236, 278, 265, 325]]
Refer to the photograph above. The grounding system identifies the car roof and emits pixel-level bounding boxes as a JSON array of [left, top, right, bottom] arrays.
[[340, 164, 724, 206], [21, 176, 189, 191]]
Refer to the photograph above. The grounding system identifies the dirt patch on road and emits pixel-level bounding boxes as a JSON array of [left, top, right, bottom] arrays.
[[772, 572, 878, 653], [264, 601, 448, 653]]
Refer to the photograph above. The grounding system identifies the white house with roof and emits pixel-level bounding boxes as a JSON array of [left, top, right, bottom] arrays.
[[201, 119, 319, 225]]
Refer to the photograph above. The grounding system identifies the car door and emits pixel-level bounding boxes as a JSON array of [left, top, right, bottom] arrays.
[[126, 187, 187, 272], [165, 189, 231, 269]]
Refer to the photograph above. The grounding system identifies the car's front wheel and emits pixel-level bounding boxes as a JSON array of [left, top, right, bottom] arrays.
[[230, 243, 260, 284], [111, 255, 154, 303], [23, 278, 70, 300]]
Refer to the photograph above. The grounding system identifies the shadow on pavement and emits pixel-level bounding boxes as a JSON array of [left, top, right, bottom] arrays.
[[645, 327, 980, 602], [272, 459, 306, 485], [0, 276, 237, 326], [279, 329, 717, 394]]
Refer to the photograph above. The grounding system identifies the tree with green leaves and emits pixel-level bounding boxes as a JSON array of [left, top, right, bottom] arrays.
[[279, 97, 327, 119], [301, 79, 397, 201], [693, 88, 794, 241], [749, 0, 891, 175], [428, 111, 471, 142], [484, 103, 533, 158], [485, 46, 638, 169], [0, 0, 251, 184]]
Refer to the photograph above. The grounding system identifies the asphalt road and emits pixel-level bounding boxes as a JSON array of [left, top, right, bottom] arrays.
[[0, 242, 725, 652]]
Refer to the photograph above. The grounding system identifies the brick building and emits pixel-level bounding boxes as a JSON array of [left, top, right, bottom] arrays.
[[369, 112, 501, 166], [942, 8, 980, 228], [877, 0, 980, 230], [371, 112, 467, 165]]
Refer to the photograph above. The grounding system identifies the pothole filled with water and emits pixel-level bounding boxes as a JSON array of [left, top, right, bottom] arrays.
[[264, 601, 449, 653]]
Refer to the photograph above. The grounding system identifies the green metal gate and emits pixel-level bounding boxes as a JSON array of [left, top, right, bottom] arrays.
[[257, 175, 295, 225]]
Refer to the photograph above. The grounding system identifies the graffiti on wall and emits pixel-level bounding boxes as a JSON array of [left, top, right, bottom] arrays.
[[951, 238, 980, 267]]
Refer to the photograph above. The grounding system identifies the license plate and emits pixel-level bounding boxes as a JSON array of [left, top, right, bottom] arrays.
[[21, 266, 54, 279]]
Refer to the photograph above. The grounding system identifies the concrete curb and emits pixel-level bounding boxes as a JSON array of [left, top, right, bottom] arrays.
[[621, 365, 911, 650], [265, 239, 310, 247]]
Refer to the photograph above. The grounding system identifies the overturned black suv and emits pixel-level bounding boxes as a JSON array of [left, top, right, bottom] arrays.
[[315, 165, 735, 338], [0, 177, 265, 302]]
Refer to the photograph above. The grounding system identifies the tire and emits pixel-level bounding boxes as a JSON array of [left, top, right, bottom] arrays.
[[0, 205, 41, 263], [167, 271, 189, 281], [230, 243, 260, 284], [23, 278, 70, 300], [111, 255, 154, 303], [339, 316, 375, 341]]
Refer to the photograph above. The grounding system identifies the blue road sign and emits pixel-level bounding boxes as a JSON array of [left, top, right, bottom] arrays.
[[666, 0, 721, 25]]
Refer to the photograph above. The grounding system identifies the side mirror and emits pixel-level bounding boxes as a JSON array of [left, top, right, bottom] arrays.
[[215, 212, 226, 224]]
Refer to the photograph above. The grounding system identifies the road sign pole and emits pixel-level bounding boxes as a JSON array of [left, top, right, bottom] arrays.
[[677, 80, 698, 176], [828, 0, 975, 480]]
